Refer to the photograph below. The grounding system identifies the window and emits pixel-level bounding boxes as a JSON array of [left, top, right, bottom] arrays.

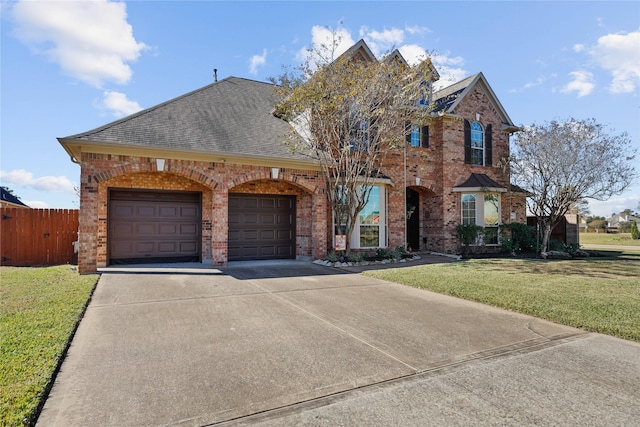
[[461, 192, 501, 245], [483, 193, 499, 244], [470, 122, 484, 165], [464, 120, 492, 166], [462, 194, 476, 225], [406, 124, 429, 148], [349, 113, 370, 152], [333, 185, 387, 249], [359, 186, 381, 247]]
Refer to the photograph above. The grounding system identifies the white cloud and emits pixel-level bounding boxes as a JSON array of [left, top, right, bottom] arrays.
[[249, 49, 268, 75], [11, 0, 147, 87], [431, 52, 467, 89], [23, 200, 49, 209], [589, 30, 640, 94], [573, 44, 585, 53], [0, 169, 76, 193], [561, 70, 595, 97], [588, 193, 640, 218], [95, 91, 143, 118], [360, 26, 404, 56], [297, 26, 355, 65], [405, 25, 430, 36], [398, 44, 429, 66], [524, 76, 547, 89]]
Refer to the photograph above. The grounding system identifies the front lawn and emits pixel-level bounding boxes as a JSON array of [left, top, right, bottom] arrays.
[[365, 252, 640, 342], [1, 266, 99, 426]]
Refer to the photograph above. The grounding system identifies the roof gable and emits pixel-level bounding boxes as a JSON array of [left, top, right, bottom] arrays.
[[433, 73, 516, 130]]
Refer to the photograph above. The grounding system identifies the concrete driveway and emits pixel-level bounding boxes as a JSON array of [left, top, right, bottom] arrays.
[[37, 261, 640, 426]]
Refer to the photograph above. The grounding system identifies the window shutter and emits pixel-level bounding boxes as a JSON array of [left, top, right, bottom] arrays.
[[405, 122, 411, 144], [421, 126, 429, 148], [464, 119, 471, 164], [485, 124, 492, 166]]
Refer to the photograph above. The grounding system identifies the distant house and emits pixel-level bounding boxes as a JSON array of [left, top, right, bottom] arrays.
[[59, 39, 527, 273], [607, 213, 640, 232], [0, 188, 30, 208]]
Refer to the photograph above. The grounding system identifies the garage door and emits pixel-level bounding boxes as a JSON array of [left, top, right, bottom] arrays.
[[228, 194, 295, 261], [109, 190, 201, 264]]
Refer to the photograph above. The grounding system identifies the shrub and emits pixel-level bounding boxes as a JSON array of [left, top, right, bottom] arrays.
[[631, 220, 640, 240], [327, 251, 339, 262], [548, 239, 565, 252], [501, 223, 536, 254], [456, 224, 483, 255], [376, 248, 391, 258], [348, 252, 363, 263]]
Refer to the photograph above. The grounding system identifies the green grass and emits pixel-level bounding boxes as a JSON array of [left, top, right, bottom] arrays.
[[1, 266, 99, 427], [580, 232, 640, 246], [365, 252, 640, 342]]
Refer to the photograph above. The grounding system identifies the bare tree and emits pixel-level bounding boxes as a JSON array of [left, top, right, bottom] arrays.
[[511, 118, 638, 255], [273, 36, 436, 253]]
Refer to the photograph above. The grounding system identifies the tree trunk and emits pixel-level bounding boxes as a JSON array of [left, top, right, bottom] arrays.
[[540, 221, 552, 257]]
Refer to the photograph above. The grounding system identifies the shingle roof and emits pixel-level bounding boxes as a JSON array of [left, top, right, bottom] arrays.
[[432, 74, 478, 113], [60, 77, 306, 162], [432, 73, 516, 130], [1, 187, 30, 208], [454, 173, 506, 191]]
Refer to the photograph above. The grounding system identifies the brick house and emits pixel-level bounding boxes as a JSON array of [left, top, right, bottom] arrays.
[[59, 41, 526, 273]]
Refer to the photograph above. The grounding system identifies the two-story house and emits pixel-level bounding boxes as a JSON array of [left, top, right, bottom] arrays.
[[59, 40, 526, 273]]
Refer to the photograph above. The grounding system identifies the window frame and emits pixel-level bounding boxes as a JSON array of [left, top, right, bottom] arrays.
[[460, 192, 501, 245], [333, 185, 387, 249], [470, 121, 484, 166]]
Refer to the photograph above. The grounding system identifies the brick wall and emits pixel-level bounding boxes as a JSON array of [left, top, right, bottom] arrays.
[[78, 153, 327, 273], [75, 81, 524, 271], [373, 82, 522, 254]]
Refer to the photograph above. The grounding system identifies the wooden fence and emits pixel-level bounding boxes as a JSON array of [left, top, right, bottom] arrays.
[[0, 208, 79, 267]]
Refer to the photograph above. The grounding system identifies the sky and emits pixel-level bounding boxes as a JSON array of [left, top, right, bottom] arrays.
[[1, 0, 639, 218]]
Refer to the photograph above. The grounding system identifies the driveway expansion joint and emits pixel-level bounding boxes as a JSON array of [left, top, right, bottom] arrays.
[[208, 331, 592, 426]]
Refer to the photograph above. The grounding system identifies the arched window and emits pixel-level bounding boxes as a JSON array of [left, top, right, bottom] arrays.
[[470, 121, 484, 166], [464, 120, 492, 166]]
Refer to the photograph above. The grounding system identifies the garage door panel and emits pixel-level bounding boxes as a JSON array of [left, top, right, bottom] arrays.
[[159, 206, 178, 217], [136, 206, 157, 217], [112, 204, 135, 218], [181, 206, 199, 217], [136, 223, 157, 235], [159, 224, 177, 234], [179, 241, 198, 252], [109, 190, 201, 263], [158, 242, 177, 253], [260, 230, 275, 240], [242, 213, 258, 224], [180, 224, 198, 235], [228, 194, 295, 261], [260, 213, 275, 224], [260, 198, 275, 209]]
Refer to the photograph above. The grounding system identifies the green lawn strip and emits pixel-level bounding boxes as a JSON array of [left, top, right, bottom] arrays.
[[364, 257, 640, 342], [579, 232, 640, 246], [1, 266, 99, 427]]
